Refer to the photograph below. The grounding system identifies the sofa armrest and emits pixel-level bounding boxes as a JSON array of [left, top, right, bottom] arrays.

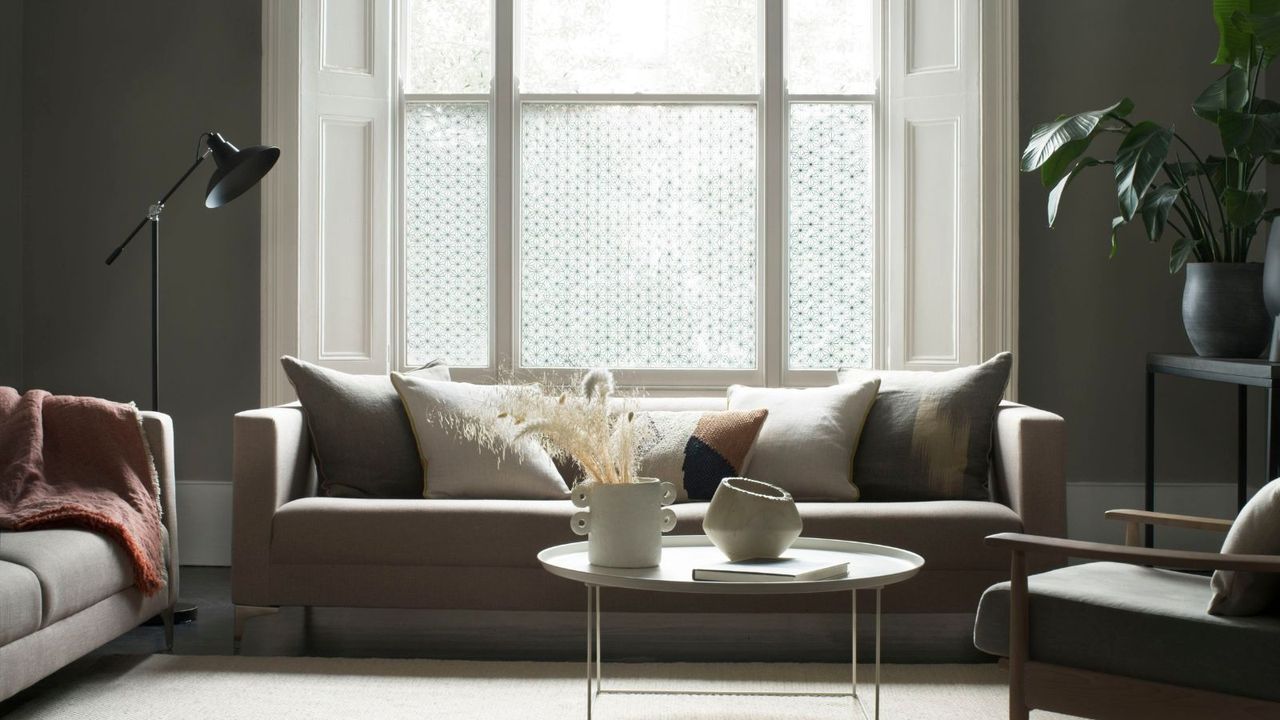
[[140, 411, 179, 607], [991, 402, 1066, 544], [232, 405, 313, 605]]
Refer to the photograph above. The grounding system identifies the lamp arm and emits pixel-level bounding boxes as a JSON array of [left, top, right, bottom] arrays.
[[105, 149, 211, 265]]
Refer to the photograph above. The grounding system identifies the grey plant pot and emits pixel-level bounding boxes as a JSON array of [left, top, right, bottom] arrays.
[[1181, 262, 1270, 358]]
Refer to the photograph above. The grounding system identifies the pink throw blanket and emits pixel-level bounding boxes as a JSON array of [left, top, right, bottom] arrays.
[[0, 388, 165, 596]]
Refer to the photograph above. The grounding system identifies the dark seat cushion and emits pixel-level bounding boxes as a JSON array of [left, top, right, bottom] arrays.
[[974, 561, 1280, 702], [271, 498, 1020, 572]]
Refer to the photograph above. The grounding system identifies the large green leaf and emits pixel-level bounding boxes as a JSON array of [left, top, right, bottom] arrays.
[[1114, 122, 1174, 222], [1022, 98, 1134, 172], [1110, 216, 1126, 258], [1193, 68, 1251, 120], [1170, 235, 1202, 273], [1046, 157, 1102, 227], [1138, 185, 1184, 241], [1214, 0, 1280, 66], [1218, 110, 1280, 154], [1040, 137, 1094, 188], [1233, 10, 1280, 62], [1225, 187, 1268, 225]]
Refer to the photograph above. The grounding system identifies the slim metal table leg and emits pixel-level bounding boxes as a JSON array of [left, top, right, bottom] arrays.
[[851, 588, 857, 707], [875, 588, 882, 720], [1145, 370, 1156, 548], [1238, 384, 1248, 510], [595, 586, 602, 691], [586, 584, 593, 720]]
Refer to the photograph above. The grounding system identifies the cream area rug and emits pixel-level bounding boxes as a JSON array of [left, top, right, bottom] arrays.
[[8, 656, 1081, 719]]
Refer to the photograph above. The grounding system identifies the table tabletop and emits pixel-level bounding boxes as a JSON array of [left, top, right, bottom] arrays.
[[537, 535, 924, 595], [1148, 353, 1280, 386]]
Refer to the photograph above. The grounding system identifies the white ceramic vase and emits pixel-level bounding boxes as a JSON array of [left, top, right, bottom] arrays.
[[702, 477, 803, 561], [570, 478, 677, 568]]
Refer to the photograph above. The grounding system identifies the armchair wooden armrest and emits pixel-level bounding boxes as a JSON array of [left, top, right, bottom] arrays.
[[985, 532, 1280, 574], [1103, 509, 1233, 547]]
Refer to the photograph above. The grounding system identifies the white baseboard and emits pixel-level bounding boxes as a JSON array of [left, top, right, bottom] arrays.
[[175, 480, 1239, 568], [1067, 481, 1238, 552], [175, 481, 232, 566]]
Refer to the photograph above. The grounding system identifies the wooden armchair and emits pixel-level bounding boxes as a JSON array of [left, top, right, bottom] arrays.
[[974, 509, 1280, 720]]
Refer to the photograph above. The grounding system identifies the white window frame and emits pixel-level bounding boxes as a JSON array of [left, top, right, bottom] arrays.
[[393, 0, 883, 390], [259, 0, 1019, 405]]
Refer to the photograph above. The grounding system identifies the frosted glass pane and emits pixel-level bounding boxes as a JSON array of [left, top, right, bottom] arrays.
[[788, 103, 874, 370], [520, 0, 757, 94], [406, 0, 491, 93], [404, 103, 490, 367], [787, 0, 875, 95], [520, 104, 757, 369]]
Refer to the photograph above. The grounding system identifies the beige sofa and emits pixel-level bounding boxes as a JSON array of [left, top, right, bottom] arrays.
[[232, 398, 1065, 651], [0, 412, 179, 701]]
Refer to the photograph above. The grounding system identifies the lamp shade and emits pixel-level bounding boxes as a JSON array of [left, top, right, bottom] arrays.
[[204, 132, 280, 209]]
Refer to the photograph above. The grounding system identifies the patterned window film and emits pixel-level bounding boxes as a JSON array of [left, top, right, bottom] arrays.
[[787, 103, 875, 370], [520, 104, 758, 369], [404, 103, 491, 368]]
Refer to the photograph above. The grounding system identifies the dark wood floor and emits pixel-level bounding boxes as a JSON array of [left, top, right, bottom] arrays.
[[1, 566, 987, 716]]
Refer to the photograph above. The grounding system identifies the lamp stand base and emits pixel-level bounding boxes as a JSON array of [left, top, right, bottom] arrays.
[[145, 602, 198, 626]]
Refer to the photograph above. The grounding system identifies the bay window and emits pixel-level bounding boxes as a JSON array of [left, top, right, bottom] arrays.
[[260, 0, 1017, 402]]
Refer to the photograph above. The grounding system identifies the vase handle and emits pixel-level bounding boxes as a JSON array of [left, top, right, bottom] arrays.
[[659, 481, 676, 506], [570, 511, 591, 536], [571, 484, 591, 508], [660, 507, 677, 533]]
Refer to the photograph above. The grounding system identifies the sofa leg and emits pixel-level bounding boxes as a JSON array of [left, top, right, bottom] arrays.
[[162, 605, 175, 652], [234, 605, 278, 653]]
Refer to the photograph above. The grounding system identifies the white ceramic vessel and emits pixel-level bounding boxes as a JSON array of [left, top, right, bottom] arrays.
[[702, 477, 803, 561], [570, 477, 677, 568]]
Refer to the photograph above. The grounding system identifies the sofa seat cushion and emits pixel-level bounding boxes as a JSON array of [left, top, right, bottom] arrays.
[[271, 497, 1020, 571], [974, 562, 1280, 702], [0, 561, 42, 646], [0, 528, 140, 626]]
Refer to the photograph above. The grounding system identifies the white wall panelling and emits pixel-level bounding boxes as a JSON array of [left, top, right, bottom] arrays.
[[884, 0, 989, 373]]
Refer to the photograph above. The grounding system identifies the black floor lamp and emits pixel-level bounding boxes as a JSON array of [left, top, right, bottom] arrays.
[[106, 131, 279, 624]]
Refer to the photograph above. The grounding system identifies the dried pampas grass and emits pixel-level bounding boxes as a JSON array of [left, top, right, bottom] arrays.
[[433, 368, 647, 485]]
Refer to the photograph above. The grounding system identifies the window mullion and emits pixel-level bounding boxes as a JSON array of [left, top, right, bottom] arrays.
[[494, 0, 515, 374], [763, 0, 785, 387]]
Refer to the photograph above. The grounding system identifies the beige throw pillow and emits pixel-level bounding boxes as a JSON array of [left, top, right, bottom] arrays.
[[1209, 479, 1280, 616], [726, 380, 880, 501], [391, 374, 569, 500]]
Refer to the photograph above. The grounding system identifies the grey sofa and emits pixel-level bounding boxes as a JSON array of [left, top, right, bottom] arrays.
[[0, 412, 179, 702], [232, 398, 1066, 651]]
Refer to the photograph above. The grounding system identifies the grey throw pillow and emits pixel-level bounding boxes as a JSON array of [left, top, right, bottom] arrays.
[[837, 352, 1012, 501], [281, 356, 449, 498], [1209, 479, 1280, 616]]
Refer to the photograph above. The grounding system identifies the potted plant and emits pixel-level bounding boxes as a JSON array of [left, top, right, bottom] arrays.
[[1021, 1, 1280, 357]]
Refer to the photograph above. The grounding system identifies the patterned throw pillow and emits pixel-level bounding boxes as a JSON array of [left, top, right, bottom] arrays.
[[837, 352, 1012, 501], [633, 409, 769, 501]]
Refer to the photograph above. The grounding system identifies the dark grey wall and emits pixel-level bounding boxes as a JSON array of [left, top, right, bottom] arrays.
[[1020, 0, 1268, 490], [1, 0, 21, 388], [21, 0, 262, 483]]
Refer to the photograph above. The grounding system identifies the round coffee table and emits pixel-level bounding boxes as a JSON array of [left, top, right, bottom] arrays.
[[538, 535, 925, 720]]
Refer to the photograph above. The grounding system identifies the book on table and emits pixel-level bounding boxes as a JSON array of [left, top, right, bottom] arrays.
[[692, 556, 849, 582]]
